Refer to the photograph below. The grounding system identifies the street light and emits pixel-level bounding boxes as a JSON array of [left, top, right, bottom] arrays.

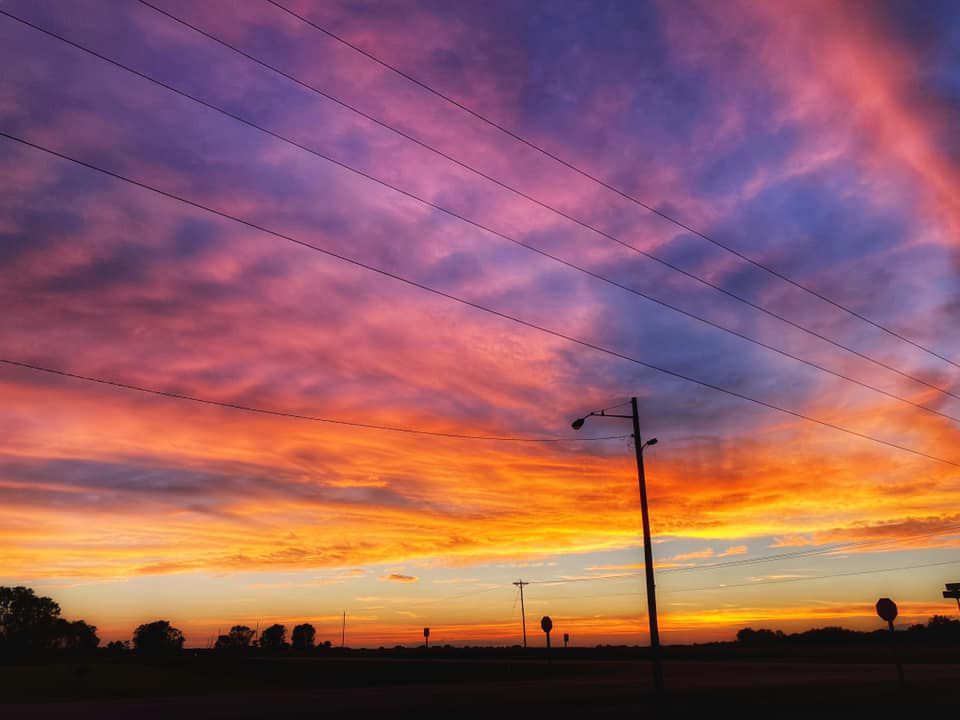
[[572, 397, 663, 696]]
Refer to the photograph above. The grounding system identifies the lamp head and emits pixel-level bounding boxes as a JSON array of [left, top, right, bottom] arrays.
[[571, 417, 585, 431], [647, 437, 658, 446]]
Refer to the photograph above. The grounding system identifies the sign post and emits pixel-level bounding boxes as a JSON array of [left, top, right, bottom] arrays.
[[541, 616, 553, 665], [875, 598, 904, 687], [943, 583, 960, 614], [423, 627, 430, 649], [563, 632, 569, 649]]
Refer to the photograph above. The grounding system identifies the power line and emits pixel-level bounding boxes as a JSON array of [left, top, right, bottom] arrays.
[[117, 3, 960, 408], [414, 584, 509, 605], [531, 559, 960, 601], [6, 9, 960, 424], [586, 399, 633, 415], [266, 0, 960, 372], [0, 358, 625, 443], [457, 533, 960, 607], [526, 524, 960, 585], [2, 131, 958, 468], [664, 559, 960, 594], [658, 525, 960, 575]]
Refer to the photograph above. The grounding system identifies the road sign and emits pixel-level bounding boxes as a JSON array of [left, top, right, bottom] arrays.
[[945, 583, 960, 614], [876, 597, 898, 623], [876, 597, 904, 686], [541, 616, 553, 660]]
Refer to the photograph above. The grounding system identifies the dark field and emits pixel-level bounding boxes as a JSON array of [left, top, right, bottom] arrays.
[[3, 652, 959, 718]]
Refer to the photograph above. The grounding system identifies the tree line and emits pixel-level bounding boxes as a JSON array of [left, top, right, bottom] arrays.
[[736, 616, 960, 646], [0, 586, 334, 657], [4, 585, 958, 657], [213, 622, 333, 652]]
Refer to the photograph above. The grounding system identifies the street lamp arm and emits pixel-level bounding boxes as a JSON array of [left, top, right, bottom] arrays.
[[570, 410, 633, 429]]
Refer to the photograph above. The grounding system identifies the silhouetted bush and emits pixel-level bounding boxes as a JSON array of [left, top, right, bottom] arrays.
[[105, 640, 130, 654], [133, 620, 184, 655], [792, 626, 862, 645]]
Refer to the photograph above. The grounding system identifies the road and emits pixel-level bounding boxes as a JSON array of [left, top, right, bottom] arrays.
[[5, 660, 959, 718]]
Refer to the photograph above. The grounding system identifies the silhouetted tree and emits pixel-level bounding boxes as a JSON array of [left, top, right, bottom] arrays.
[[230, 625, 254, 647], [0, 586, 62, 653], [0, 586, 101, 655], [291, 623, 315, 650], [51, 619, 100, 652], [259, 623, 287, 651], [133, 620, 184, 654], [214, 625, 255, 651], [322, 639, 332, 649]]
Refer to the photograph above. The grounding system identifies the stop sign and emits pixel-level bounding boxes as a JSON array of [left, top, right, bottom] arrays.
[[540, 616, 553, 634], [876, 598, 898, 623]]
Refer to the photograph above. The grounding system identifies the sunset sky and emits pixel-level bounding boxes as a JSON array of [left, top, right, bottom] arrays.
[[1, 0, 959, 648]]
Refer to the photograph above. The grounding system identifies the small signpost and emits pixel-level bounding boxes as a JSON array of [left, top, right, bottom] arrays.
[[943, 583, 960, 614], [541, 616, 553, 665], [876, 598, 904, 687], [423, 627, 430, 649], [563, 632, 569, 649]]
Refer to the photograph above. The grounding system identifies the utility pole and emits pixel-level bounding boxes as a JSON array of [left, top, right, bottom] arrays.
[[341, 611, 346, 648], [631, 397, 663, 695], [513, 580, 529, 648], [571, 397, 663, 696]]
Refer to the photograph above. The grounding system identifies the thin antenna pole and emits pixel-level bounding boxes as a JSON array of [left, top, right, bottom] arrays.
[[513, 580, 529, 648]]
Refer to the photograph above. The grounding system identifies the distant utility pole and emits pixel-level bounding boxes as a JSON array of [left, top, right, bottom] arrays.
[[341, 611, 346, 648], [513, 580, 529, 648]]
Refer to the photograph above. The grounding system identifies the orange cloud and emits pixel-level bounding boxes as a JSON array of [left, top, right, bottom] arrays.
[[671, 549, 716, 562], [382, 574, 418, 583]]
